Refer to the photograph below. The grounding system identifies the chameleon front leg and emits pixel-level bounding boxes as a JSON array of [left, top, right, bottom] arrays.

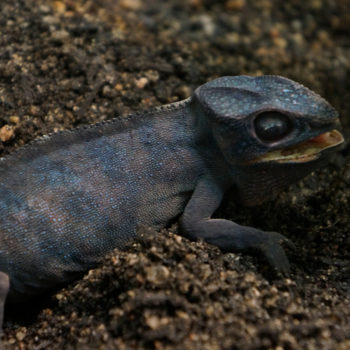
[[179, 176, 292, 274]]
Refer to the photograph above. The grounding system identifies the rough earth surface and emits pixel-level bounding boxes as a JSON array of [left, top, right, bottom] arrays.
[[0, 0, 349, 349]]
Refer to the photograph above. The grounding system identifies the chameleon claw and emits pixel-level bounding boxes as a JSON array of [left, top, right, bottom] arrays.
[[258, 232, 292, 275], [281, 235, 297, 252]]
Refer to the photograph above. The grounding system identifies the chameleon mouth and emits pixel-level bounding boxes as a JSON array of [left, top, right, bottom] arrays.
[[257, 129, 344, 163]]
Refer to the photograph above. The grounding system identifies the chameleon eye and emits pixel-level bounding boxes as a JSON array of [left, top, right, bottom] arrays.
[[254, 112, 293, 142]]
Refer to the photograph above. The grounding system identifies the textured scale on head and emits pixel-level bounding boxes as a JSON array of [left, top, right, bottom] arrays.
[[193, 75, 344, 205]]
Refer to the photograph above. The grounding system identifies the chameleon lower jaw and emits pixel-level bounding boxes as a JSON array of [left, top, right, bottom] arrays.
[[256, 129, 344, 164]]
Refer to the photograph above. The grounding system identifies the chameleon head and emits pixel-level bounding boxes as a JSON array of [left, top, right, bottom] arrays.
[[194, 75, 344, 205]]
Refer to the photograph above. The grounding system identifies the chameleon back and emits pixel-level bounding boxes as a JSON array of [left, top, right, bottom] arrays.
[[0, 102, 203, 300]]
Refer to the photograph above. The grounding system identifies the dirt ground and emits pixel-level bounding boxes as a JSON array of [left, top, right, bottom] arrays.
[[0, 0, 349, 349]]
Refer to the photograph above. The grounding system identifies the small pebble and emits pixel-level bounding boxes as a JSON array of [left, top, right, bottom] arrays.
[[135, 77, 149, 89], [226, 0, 245, 10], [0, 125, 15, 142], [52, 1, 66, 14], [15, 328, 27, 341], [145, 265, 170, 285], [120, 0, 142, 10]]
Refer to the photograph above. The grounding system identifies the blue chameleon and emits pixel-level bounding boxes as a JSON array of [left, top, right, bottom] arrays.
[[0, 76, 344, 328]]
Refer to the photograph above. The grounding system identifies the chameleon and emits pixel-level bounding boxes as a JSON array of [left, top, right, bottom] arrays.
[[0, 75, 344, 328]]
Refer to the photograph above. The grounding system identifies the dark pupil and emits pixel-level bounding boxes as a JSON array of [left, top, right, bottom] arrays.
[[254, 112, 292, 142]]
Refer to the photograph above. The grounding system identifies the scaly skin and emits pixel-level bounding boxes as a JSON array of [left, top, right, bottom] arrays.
[[0, 76, 344, 323]]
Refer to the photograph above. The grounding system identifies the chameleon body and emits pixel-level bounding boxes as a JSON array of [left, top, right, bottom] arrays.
[[0, 76, 344, 320]]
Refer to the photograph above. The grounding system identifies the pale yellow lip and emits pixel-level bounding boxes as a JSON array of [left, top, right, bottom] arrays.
[[256, 129, 344, 163]]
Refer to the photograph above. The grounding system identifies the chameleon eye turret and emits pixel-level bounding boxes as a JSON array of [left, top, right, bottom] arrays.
[[254, 111, 293, 143]]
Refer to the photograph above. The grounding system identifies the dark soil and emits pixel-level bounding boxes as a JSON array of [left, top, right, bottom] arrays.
[[0, 0, 349, 349]]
